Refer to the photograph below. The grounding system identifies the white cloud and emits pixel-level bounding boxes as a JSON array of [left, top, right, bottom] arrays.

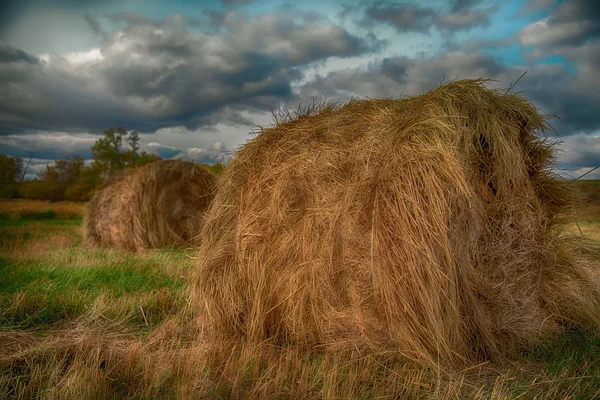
[[519, 18, 592, 47], [64, 48, 104, 65]]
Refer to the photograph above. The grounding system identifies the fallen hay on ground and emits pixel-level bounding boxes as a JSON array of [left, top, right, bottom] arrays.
[[84, 160, 215, 251], [192, 79, 600, 367]]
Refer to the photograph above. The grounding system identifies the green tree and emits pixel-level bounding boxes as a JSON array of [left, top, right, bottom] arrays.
[[91, 127, 160, 176], [19, 180, 63, 201], [27, 154, 86, 201], [41, 155, 84, 185], [39, 155, 84, 186], [65, 163, 104, 201], [91, 127, 128, 176], [126, 130, 140, 166], [0, 155, 24, 184]]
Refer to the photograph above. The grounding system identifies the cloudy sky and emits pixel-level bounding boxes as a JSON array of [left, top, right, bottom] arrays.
[[0, 0, 598, 179]]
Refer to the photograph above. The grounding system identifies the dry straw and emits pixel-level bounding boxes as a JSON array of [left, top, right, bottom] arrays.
[[192, 79, 600, 367], [84, 160, 215, 251]]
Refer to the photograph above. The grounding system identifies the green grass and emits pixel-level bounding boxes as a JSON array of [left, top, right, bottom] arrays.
[[0, 217, 194, 332], [0, 257, 181, 295], [0, 210, 59, 221], [0, 218, 81, 227], [504, 328, 600, 398], [0, 255, 186, 329]]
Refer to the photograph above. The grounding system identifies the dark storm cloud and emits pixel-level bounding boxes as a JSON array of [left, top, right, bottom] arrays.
[[560, 41, 600, 70], [0, 43, 39, 64], [0, 2, 23, 36], [220, 12, 375, 64], [295, 45, 600, 174], [519, 0, 557, 14], [524, 72, 600, 134], [514, 0, 600, 134], [301, 51, 506, 99], [0, 49, 151, 134], [83, 13, 108, 40], [558, 134, 600, 172], [0, 11, 375, 135], [221, 0, 253, 6], [434, 7, 496, 31], [362, 2, 435, 33], [297, 50, 600, 137], [456, 36, 515, 52], [110, 12, 159, 26], [517, 0, 600, 84], [361, 0, 496, 33], [452, 0, 484, 12]]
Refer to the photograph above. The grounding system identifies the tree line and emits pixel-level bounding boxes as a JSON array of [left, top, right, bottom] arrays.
[[0, 127, 224, 201]]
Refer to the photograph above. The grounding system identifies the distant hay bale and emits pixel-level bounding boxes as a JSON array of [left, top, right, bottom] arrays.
[[84, 160, 215, 251], [192, 79, 600, 366]]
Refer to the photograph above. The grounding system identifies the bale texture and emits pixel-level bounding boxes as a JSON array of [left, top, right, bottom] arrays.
[[85, 160, 215, 251], [192, 79, 600, 365]]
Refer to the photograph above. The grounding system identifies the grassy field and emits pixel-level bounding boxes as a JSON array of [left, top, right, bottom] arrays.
[[1, 198, 600, 398]]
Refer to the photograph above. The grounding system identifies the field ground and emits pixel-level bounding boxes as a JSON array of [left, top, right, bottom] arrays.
[[1, 198, 600, 398]]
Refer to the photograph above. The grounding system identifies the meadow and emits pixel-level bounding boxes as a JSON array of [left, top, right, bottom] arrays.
[[1, 192, 600, 399]]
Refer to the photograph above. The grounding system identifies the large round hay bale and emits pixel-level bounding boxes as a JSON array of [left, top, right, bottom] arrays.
[[192, 79, 600, 365], [84, 160, 215, 251]]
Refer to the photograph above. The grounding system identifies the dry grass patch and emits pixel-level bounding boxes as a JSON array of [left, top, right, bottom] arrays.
[[2, 323, 600, 399], [0, 220, 81, 260], [0, 199, 85, 220]]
